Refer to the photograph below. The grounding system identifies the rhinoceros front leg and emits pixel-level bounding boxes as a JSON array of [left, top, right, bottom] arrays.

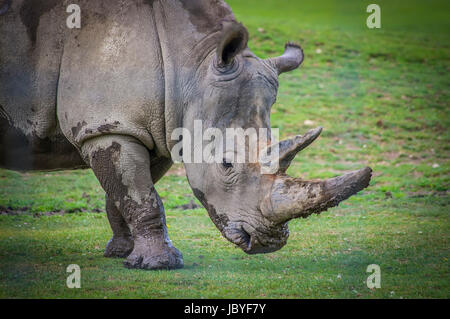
[[104, 194, 134, 258], [82, 135, 183, 270]]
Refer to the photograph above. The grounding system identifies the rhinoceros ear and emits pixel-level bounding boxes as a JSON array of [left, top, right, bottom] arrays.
[[216, 21, 249, 68], [267, 42, 304, 75]]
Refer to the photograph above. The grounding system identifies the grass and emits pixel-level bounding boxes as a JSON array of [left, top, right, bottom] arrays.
[[0, 0, 449, 298]]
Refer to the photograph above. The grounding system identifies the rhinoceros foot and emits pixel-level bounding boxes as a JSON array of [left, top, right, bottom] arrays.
[[104, 236, 134, 258], [123, 241, 184, 270]]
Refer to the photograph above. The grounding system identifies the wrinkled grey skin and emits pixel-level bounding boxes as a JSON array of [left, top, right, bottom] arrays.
[[0, 0, 371, 269]]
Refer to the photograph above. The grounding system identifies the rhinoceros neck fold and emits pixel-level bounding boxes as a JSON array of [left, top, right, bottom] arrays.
[[150, 0, 236, 155]]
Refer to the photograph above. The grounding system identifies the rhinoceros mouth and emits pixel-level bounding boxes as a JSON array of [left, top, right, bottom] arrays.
[[222, 224, 251, 251], [223, 221, 288, 254]]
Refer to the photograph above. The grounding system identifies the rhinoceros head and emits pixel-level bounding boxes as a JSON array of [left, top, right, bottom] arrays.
[[181, 21, 372, 254]]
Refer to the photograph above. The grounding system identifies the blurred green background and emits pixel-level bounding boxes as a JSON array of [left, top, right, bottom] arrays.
[[0, 0, 448, 298]]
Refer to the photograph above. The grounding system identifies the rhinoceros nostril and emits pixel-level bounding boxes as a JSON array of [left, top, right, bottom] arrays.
[[239, 226, 251, 249]]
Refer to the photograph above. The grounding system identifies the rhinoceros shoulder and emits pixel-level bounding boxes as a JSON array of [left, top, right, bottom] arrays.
[[177, 0, 234, 33], [19, 0, 60, 45]]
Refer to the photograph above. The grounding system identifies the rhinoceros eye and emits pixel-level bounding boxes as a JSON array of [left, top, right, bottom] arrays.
[[222, 159, 233, 169]]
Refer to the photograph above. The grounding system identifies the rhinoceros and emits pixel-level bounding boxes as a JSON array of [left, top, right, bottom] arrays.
[[0, 0, 371, 270]]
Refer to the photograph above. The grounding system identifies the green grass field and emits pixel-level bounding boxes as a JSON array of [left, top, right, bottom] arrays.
[[0, 0, 449, 298]]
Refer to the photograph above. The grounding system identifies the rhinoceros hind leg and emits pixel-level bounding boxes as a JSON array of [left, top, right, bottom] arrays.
[[104, 194, 134, 258], [82, 135, 183, 270]]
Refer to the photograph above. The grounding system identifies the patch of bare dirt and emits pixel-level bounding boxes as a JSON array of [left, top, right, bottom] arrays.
[[175, 200, 201, 210], [407, 190, 449, 198], [0, 205, 104, 216], [167, 164, 186, 176]]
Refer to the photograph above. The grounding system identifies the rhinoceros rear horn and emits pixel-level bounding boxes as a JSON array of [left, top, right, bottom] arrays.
[[268, 42, 304, 75], [216, 21, 249, 67], [275, 127, 323, 174]]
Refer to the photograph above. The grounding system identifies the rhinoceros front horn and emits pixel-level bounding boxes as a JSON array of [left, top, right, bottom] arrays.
[[260, 128, 372, 224], [263, 167, 372, 224]]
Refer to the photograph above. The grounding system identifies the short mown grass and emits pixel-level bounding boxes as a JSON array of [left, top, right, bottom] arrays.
[[0, 0, 448, 298]]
